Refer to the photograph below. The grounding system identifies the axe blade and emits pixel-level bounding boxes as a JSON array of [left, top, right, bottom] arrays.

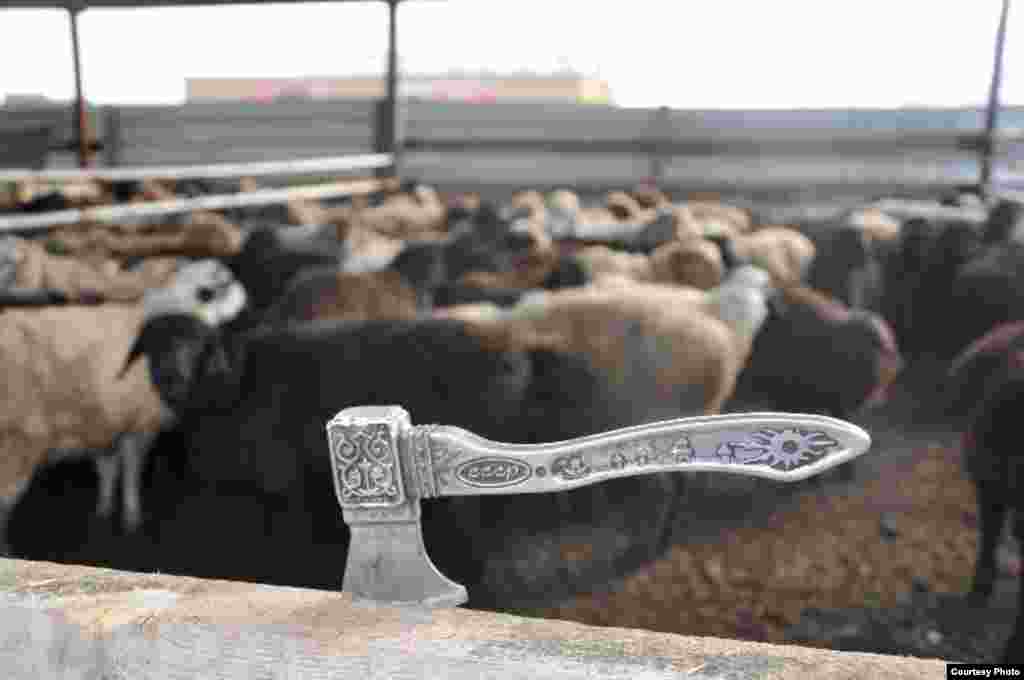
[[327, 405, 467, 607]]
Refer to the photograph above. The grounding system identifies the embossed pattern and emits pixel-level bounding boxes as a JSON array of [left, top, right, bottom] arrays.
[[330, 424, 403, 507], [411, 425, 440, 499], [455, 457, 533, 488], [544, 429, 840, 482], [551, 435, 697, 482], [712, 429, 840, 471]]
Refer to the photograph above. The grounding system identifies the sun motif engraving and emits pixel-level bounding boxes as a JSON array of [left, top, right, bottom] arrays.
[[739, 428, 840, 470]]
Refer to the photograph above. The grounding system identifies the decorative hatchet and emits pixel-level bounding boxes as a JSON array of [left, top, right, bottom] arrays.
[[326, 406, 871, 608]]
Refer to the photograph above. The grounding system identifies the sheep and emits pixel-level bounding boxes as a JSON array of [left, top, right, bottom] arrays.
[[118, 315, 679, 603], [847, 207, 902, 245], [11, 179, 107, 213], [796, 219, 882, 310], [0, 259, 247, 553], [44, 210, 244, 260], [223, 222, 344, 316], [445, 265, 774, 416], [330, 183, 447, 240], [630, 185, 672, 211], [960, 367, 1024, 663], [943, 320, 1024, 424], [980, 198, 1024, 245], [727, 227, 816, 287], [260, 267, 419, 324], [685, 200, 753, 235], [731, 284, 903, 420], [575, 239, 725, 290], [260, 203, 544, 323], [1, 235, 179, 303]]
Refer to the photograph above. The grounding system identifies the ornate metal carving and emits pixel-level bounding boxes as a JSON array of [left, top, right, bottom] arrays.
[[330, 422, 404, 508], [454, 457, 533, 488], [714, 428, 839, 471], [426, 434, 467, 491], [551, 435, 696, 482], [411, 424, 440, 498]]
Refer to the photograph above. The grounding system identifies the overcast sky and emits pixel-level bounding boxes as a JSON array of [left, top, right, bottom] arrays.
[[0, 0, 1019, 109]]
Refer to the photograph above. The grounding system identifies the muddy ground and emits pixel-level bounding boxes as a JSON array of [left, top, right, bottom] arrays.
[[499, 360, 1021, 663]]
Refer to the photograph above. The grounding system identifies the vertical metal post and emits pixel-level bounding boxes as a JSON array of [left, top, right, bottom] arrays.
[[374, 0, 401, 179], [981, 0, 1011, 197], [647, 106, 670, 186], [103, 106, 122, 167], [68, 6, 91, 168]]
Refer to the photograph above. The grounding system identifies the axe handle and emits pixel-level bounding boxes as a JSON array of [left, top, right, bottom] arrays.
[[417, 412, 871, 498]]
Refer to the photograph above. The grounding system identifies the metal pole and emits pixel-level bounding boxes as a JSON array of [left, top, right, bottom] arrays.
[[382, 0, 401, 179], [981, 0, 1011, 197], [68, 6, 91, 169]]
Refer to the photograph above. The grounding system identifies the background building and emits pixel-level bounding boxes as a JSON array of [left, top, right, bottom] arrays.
[[185, 72, 614, 105]]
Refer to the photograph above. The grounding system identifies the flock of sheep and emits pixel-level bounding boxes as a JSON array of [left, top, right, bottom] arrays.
[[1, 176, 1023, 663]]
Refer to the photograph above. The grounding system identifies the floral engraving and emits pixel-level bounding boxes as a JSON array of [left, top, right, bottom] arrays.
[[331, 423, 403, 507], [455, 457, 532, 488], [721, 428, 840, 470], [551, 453, 592, 480]]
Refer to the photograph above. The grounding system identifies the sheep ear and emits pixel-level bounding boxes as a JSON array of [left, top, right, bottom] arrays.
[[118, 315, 218, 413], [118, 324, 159, 379]]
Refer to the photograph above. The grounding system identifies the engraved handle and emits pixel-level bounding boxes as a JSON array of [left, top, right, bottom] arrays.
[[417, 412, 870, 497]]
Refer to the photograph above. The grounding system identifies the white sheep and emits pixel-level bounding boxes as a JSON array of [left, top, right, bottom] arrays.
[[0, 259, 247, 554]]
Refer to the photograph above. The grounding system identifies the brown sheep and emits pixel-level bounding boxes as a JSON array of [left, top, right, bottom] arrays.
[[443, 265, 774, 416], [262, 268, 419, 324], [44, 210, 245, 260], [0, 260, 247, 552], [1, 235, 179, 302]]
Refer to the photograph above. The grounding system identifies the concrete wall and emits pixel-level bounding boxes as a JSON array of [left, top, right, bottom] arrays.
[[0, 558, 948, 679]]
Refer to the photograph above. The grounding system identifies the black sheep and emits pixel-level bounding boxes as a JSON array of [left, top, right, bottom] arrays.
[[433, 282, 525, 308], [800, 219, 882, 311], [981, 198, 1024, 245], [944, 241, 1024, 360], [961, 368, 1024, 663], [944, 321, 1024, 424], [882, 218, 981, 358], [728, 288, 902, 482], [222, 223, 342, 317], [121, 316, 678, 604], [731, 289, 901, 420]]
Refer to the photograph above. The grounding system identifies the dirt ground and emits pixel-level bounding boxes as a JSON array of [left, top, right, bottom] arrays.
[[502, 362, 1021, 663]]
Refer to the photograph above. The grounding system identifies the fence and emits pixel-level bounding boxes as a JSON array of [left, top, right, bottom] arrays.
[[4, 99, 1024, 199]]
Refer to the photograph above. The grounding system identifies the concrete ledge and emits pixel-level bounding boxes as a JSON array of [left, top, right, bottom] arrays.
[[0, 558, 947, 679]]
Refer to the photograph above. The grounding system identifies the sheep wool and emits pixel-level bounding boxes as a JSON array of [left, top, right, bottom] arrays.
[[2, 236, 178, 302], [45, 211, 244, 259], [0, 304, 169, 499], [266, 269, 420, 324], [454, 267, 772, 415], [649, 238, 725, 290]]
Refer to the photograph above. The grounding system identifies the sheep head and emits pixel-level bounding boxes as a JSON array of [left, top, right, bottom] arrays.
[[118, 260, 247, 414], [141, 259, 248, 329], [650, 239, 725, 290], [711, 264, 775, 343]]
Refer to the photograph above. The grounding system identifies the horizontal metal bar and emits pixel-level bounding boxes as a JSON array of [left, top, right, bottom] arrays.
[[403, 133, 1024, 157], [0, 153, 394, 184], [0, 177, 395, 232]]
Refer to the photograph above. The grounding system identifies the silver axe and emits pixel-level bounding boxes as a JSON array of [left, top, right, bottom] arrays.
[[326, 406, 871, 608]]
